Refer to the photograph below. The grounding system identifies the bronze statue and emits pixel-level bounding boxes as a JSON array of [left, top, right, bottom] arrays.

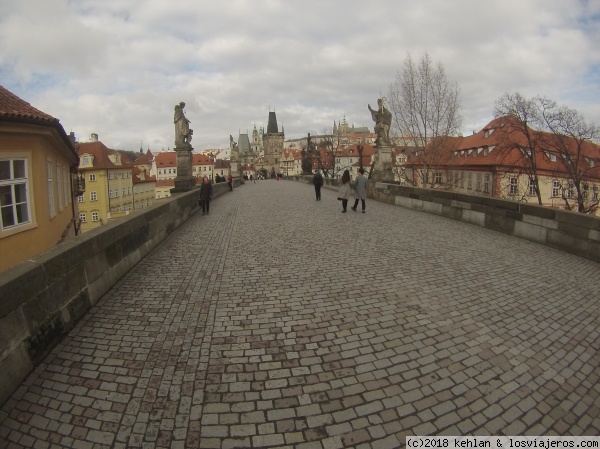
[[368, 98, 391, 146], [174, 102, 192, 147]]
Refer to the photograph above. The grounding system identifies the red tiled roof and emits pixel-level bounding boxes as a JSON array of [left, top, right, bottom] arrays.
[[155, 152, 213, 168], [192, 153, 213, 165], [76, 141, 118, 170], [0, 85, 78, 163], [156, 179, 175, 187], [0, 85, 57, 123], [403, 116, 600, 179], [154, 152, 177, 167]]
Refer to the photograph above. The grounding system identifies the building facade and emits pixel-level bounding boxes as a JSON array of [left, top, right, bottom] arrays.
[[0, 85, 80, 272]]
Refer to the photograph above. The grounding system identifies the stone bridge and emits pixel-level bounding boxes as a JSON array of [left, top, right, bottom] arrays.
[[1, 179, 599, 448]]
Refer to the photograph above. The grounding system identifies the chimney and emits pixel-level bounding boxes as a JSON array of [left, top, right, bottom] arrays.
[[90, 133, 98, 142]]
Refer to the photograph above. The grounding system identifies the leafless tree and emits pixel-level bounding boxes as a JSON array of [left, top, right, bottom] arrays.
[[316, 127, 343, 178], [494, 93, 545, 205], [538, 98, 600, 213], [495, 93, 600, 213], [387, 53, 462, 188]]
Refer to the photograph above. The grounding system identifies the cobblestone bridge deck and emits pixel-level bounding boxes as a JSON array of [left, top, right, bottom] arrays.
[[1, 179, 600, 449]]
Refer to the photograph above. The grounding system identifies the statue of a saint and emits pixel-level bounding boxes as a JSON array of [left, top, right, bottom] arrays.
[[368, 98, 392, 146], [174, 102, 192, 147]]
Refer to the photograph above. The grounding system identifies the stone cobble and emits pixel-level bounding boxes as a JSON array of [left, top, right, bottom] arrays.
[[1, 179, 600, 448]]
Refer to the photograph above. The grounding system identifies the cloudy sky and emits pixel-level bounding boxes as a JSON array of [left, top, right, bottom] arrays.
[[1, 0, 599, 152]]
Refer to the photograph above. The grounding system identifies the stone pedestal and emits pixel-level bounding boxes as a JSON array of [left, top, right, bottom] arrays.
[[370, 145, 395, 182], [170, 145, 195, 193], [230, 161, 239, 178]]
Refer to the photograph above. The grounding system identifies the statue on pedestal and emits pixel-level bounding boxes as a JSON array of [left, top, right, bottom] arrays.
[[171, 101, 195, 193], [174, 102, 193, 147], [368, 97, 394, 182], [368, 98, 391, 147]]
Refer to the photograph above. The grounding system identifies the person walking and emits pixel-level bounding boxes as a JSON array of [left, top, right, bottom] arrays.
[[338, 169, 352, 213], [227, 173, 233, 191], [313, 170, 323, 201], [351, 168, 368, 213], [199, 176, 213, 215]]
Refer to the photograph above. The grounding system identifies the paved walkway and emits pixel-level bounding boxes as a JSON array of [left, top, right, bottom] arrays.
[[2, 179, 600, 449]]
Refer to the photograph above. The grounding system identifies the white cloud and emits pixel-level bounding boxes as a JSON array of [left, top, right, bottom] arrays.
[[1, 0, 599, 150]]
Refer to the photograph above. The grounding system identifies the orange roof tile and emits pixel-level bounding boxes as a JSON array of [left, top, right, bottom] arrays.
[[0, 85, 56, 123]]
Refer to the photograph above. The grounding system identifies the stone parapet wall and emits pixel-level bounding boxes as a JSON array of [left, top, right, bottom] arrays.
[[292, 175, 600, 263], [0, 181, 234, 406]]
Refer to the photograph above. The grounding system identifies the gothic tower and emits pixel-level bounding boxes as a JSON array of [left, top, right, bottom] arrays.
[[263, 110, 284, 174]]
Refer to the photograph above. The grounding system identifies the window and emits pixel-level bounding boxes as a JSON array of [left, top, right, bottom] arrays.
[[528, 179, 536, 196], [63, 166, 70, 205], [78, 195, 84, 203], [484, 174, 490, 193], [567, 183, 575, 198], [434, 172, 442, 184], [82, 156, 89, 165], [57, 163, 63, 211], [109, 189, 113, 198], [509, 177, 518, 195], [0, 158, 31, 230], [593, 186, 599, 201], [476, 174, 482, 191], [467, 173, 472, 190], [92, 211, 100, 222], [89, 173, 96, 182], [90, 191, 97, 201], [79, 212, 86, 223], [582, 184, 588, 199], [122, 188, 126, 197], [551, 181, 560, 197], [47, 160, 55, 217]]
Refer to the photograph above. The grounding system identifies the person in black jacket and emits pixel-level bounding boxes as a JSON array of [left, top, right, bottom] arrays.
[[312, 170, 323, 201], [199, 176, 213, 215]]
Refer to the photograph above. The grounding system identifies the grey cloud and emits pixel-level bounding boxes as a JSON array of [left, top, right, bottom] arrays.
[[1, 0, 598, 151]]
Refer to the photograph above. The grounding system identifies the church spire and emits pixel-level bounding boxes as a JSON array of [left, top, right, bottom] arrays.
[[267, 111, 279, 134]]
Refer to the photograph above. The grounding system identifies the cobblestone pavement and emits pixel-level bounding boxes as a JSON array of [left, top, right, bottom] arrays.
[[2, 179, 600, 449]]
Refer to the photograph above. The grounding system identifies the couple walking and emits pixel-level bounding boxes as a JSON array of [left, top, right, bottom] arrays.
[[338, 168, 368, 213]]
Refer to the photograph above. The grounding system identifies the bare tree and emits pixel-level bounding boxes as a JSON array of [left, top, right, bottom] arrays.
[[494, 93, 545, 205], [316, 127, 343, 178], [387, 53, 462, 188], [495, 93, 600, 213], [538, 99, 600, 213]]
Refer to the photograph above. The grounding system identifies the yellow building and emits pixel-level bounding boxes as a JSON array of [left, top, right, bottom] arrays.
[[75, 137, 135, 233], [132, 166, 156, 210], [0, 85, 80, 272]]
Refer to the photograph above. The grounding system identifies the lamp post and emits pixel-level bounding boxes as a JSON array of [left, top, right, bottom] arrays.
[[357, 143, 364, 172]]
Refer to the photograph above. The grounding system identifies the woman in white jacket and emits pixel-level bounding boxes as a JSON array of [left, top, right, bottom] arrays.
[[338, 169, 352, 213]]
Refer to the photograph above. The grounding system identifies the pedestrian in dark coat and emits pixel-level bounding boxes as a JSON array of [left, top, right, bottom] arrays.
[[313, 170, 323, 201], [199, 176, 213, 215]]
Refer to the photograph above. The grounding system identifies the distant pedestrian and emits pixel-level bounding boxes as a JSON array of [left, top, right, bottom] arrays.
[[351, 168, 368, 213], [227, 173, 233, 191], [313, 170, 323, 201], [199, 176, 213, 215], [338, 169, 352, 213]]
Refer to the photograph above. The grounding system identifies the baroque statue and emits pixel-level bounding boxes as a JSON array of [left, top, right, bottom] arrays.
[[368, 98, 392, 146], [174, 102, 193, 147]]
